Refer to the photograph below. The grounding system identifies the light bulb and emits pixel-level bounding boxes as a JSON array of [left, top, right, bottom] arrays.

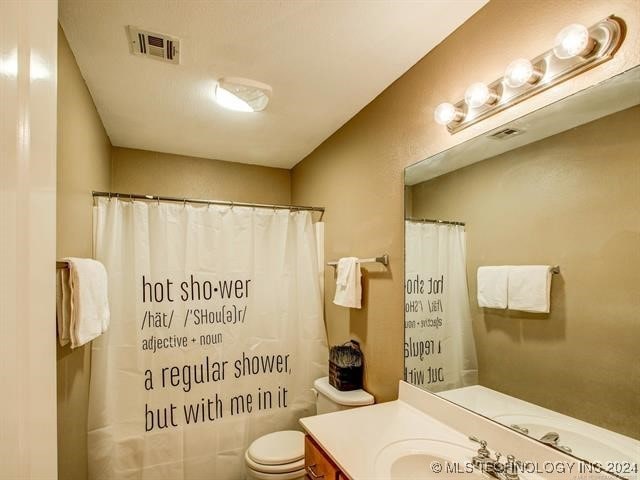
[[553, 24, 595, 59], [504, 58, 540, 88], [464, 82, 497, 109], [213, 77, 271, 112], [433, 102, 462, 125], [214, 84, 254, 112]]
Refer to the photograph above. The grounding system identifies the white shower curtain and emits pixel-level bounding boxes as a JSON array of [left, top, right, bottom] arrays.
[[88, 198, 327, 480], [405, 221, 478, 393]]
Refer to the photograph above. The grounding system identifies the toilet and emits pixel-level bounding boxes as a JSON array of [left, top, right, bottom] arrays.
[[245, 377, 374, 479]]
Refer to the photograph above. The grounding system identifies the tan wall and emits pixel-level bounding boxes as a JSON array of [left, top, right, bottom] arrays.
[[410, 107, 640, 438], [111, 147, 291, 205], [291, 0, 640, 403], [56, 25, 112, 480]]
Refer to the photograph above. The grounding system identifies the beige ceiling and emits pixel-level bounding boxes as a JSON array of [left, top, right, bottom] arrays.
[[59, 0, 487, 169]]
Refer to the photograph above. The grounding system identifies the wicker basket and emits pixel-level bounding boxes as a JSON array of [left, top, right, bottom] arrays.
[[328, 341, 363, 391]]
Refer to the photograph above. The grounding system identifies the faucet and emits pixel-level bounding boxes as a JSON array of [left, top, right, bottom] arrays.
[[509, 424, 529, 435], [539, 432, 572, 453], [469, 436, 521, 480]]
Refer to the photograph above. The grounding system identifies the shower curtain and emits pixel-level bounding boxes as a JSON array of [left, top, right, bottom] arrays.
[[404, 221, 478, 393], [88, 198, 327, 480]]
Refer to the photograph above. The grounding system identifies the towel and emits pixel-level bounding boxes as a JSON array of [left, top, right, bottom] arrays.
[[56, 268, 72, 346], [333, 257, 362, 308], [63, 258, 110, 347], [477, 266, 509, 309], [507, 265, 553, 313]]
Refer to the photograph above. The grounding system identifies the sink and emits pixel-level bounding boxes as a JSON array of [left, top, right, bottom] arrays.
[[374, 438, 489, 479], [493, 414, 637, 468]]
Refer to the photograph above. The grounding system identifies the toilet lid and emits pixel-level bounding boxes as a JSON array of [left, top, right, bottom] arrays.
[[247, 431, 305, 466]]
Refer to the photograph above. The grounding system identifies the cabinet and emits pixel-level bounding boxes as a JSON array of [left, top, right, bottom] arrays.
[[304, 435, 345, 480]]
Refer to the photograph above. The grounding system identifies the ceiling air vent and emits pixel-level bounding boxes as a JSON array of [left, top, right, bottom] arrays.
[[127, 26, 180, 64], [488, 127, 524, 140]]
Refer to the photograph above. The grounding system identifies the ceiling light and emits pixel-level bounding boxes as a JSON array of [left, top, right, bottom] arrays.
[[464, 82, 498, 109], [504, 58, 541, 88], [433, 102, 463, 125], [214, 77, 272, 113], [553, 24, 595, 59]]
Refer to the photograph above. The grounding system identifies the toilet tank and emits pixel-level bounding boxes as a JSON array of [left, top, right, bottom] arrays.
[[313, 377, 374, 414]]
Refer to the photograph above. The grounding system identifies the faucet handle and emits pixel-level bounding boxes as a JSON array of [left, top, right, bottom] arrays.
[[468, 436, 487, 447], [468, 436, 490, 458]]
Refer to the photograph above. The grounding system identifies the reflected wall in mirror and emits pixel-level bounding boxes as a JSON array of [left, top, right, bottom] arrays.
[[404, 66, 640, 479]]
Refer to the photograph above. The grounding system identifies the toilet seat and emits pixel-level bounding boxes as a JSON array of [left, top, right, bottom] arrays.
[[246, 430, 304, 467], [245, 450, 304, 474], [245, 430, 305, 479]]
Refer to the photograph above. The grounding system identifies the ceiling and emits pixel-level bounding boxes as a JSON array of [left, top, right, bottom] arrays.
[[59, 0, 487, 169]]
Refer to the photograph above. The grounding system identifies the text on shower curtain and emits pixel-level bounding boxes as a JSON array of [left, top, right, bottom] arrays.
[[139, 274, 291, 433]]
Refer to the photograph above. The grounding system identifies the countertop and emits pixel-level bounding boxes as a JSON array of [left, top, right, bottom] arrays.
[[300, 397, 478, 479]]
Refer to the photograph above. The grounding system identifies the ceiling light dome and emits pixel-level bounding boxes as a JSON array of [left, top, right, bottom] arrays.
[[214, 77, 272, 112]]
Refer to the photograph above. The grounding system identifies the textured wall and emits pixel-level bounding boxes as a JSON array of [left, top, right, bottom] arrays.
[[111, 147, 291, 204], [291, 0, 640, 402], [56, 25, 112, 480], [411, 106, 640, 438]]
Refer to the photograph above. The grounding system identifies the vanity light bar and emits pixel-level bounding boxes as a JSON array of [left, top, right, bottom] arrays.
[[436, 16, 625, 134]]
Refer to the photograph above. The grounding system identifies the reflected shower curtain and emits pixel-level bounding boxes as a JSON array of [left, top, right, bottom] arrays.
[[405, 221, 478, 392], [88, 198, 327, 480]]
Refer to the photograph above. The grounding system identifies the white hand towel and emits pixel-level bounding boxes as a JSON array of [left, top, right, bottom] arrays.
[[507, 265, 553, 313], [477, 266, 509, 309], [56, 268, 72, 347], [333, 257, 362, 308], [64, 257, 111, 347]]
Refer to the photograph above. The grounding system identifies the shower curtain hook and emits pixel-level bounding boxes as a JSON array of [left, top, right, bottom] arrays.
[[231, 201, 234, 210], [156, 196, 160, 206], [183, 198, 187, 208], [108, 192, 111, 202]]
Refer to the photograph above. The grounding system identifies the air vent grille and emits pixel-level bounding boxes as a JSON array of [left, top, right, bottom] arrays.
[[128, 26, 180, 64], [488, 127, 524, 140]]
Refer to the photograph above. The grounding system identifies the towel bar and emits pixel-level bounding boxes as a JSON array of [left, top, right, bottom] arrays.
[[328, 254, 389, 268]]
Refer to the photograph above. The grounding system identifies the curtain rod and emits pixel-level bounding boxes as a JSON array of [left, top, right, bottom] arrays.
[[92, 191, 325, 219], [405, 217, 466, 226]]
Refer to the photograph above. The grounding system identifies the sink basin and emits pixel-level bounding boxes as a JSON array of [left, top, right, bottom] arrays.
[[374, 438, 489, 479], [494, 414, 640, 480]]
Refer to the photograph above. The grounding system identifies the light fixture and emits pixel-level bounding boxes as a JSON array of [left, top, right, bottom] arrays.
[[433, 16, 624, 134], [553, 23, 596, 59], [214, 77, 272, 113], [504, 58, 541, 88], [433, 102, 464, 125], [464, 82, 498, 108]]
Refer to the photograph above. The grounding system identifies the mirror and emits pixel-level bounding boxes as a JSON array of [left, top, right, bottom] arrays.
[[404, 66, 640, 479]]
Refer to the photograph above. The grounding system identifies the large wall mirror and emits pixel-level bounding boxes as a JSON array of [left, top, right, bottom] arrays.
[[404, 66, 639, 479]]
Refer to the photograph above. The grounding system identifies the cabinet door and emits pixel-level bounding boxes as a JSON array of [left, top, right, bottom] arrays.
[[305, 435, 341, 480]]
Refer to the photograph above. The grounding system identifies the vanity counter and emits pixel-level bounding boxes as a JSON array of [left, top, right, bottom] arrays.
[[300, 381, 620, 480], [300, 393, 480, 479]]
